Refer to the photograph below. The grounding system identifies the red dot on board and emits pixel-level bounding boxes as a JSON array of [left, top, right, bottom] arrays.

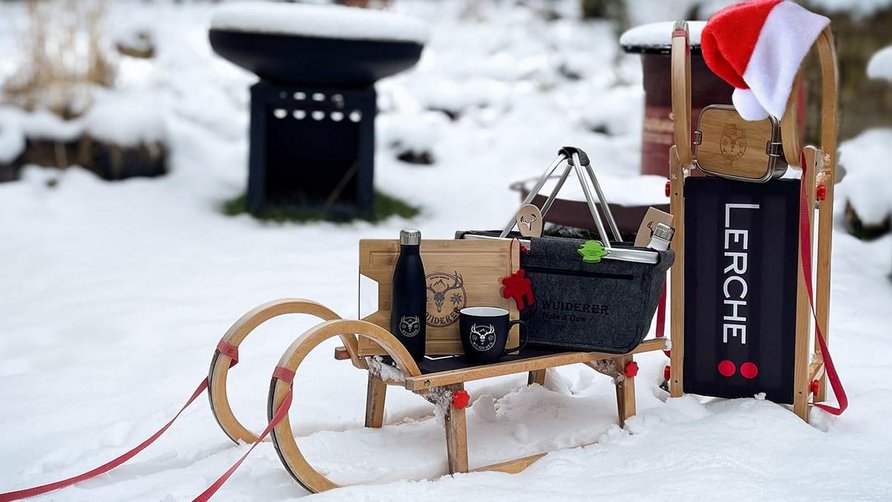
[[740, 362, 759, 380], [718, 360, 736, 377]]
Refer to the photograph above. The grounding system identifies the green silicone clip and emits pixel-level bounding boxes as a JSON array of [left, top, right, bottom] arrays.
[[577, 240, 608, 263]]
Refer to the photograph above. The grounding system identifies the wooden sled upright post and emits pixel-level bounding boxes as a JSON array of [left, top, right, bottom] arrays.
[[667, 22, 839, 422], [668, 20, 692, 398]]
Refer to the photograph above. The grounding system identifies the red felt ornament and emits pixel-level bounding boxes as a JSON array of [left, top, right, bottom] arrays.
[[624, 361, 639, 378], [501, 269, 534, 310], [452, 389, 470, 409]]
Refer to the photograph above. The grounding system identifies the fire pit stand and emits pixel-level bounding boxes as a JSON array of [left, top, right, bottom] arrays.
[[247, 82, 376, 215], [209, 3, 428, 218]]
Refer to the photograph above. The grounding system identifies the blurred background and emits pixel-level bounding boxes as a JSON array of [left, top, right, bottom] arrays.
[[0, 0, 889, 231]]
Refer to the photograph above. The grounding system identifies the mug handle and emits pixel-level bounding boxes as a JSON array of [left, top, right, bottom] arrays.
[[504, 319, 527, 356]]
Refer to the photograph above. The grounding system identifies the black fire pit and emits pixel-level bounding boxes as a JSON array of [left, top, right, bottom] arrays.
[[210, 3, 427, 217]]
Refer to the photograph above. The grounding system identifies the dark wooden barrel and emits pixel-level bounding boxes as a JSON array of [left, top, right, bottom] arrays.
[[620, 22, 734, 177]]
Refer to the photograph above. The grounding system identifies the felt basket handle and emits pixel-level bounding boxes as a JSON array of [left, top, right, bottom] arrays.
[[498, 147, 624, 247]]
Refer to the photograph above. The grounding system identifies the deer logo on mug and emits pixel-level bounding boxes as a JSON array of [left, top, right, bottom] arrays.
[[720, 124, 747, 160], [399, 315, 421, 338], [469, 323, 496, 351]]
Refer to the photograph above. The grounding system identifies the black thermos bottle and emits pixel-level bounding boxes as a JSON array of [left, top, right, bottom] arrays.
[[391, 229, 426, 361]]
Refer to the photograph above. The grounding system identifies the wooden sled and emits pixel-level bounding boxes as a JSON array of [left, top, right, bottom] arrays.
[[667, 22, 840, 421], [208, 239, 668, 494]]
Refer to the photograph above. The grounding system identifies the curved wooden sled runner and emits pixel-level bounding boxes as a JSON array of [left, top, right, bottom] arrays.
[[208, 298, 343, 444]]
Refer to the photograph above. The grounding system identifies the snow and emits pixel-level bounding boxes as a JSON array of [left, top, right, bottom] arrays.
[[867, 45, 892, 81], [378, 110, 450, 160], [624, 0, 734, 26], [521, 172, 667, 207], [1, 1, 892, 501], [809, 0, 892, 17], [84, 91, 167, 147], [18, 108, 84, 142], [620, 20, 706, 49], [836, 128, 892, 225], [0, 108, 25, 163], [210, 2, 430, 44]]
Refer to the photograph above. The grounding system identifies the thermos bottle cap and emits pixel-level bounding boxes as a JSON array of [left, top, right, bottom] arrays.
[[400, 229, 421, 245], [652, 223, 675, 241]]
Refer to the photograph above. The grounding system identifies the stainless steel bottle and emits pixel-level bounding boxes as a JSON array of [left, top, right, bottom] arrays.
[[647, 223, 675, 251], [391, 229, 426, 361]]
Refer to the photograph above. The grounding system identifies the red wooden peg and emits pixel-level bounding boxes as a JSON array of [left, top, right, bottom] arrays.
[[452, 389, 470, 409]]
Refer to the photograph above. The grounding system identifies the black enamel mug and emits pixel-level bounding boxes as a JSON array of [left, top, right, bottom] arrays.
[[459, 307, 527, 364]]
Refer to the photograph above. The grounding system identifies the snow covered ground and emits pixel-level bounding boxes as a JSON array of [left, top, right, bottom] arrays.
[[1, 1, 891, 501]]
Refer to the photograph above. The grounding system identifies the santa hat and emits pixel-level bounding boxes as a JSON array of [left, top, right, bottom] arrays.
[[701, 0, 829, 120]]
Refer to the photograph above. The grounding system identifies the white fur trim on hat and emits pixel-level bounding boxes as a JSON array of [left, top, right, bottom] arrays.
[[732, 88, 770, 121], [741, 1, 829, 119]]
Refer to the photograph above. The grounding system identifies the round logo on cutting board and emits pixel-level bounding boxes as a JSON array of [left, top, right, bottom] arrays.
[[426, 271, 466, 327]]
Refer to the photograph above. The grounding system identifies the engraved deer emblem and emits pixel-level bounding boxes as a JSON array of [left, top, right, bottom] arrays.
[[427, 272, 464, 313], [399, 315, 420, 337], [470, 323, 496, 350], [520, 213, 538, 231]]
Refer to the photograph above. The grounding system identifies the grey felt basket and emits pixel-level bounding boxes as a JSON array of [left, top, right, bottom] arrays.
[[461, 147, 674, 353], [520, 237, 672, 353]]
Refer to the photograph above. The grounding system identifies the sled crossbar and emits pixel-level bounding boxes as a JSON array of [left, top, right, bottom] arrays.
[[333, 338, 665, 390]]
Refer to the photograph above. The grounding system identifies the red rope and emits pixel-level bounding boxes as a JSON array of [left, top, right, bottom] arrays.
[[0, 341, 243, 501], [0, 378, 209, 502], [192, 387, 293, 501], [799, 152, 847, 415]]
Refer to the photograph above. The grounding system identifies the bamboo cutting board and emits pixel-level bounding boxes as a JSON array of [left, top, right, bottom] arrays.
[[358, 239, 519, 356]]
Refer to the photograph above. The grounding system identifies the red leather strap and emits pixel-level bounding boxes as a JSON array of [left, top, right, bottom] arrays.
[[272, 366, 295, 384], [192, 389, 293, 502], [0, 378, 209, 502], [216, 340, 239, 366], [799, 152, 847, 415]]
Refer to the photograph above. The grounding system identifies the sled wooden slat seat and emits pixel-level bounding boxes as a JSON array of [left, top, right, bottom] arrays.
[[259, 317, 665, 494], [331, 337, 665, 390]]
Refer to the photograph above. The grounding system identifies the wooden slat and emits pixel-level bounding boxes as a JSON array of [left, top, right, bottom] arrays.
[[668, 146, 686, 397], [444, 384, 469, 474], [404, 338, 666, 391], [472, 452, 547, 474], [364, 374, 387, 428], [334, 346, 350, 360], [527, 369, 547, 386], [472, 441, 599, 475], [808, 360, 825, 384], [781, 71, 804, 168], [814, 28, 838, 404], [615, 355, 636, 427], [793, 146, 818, 422]]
